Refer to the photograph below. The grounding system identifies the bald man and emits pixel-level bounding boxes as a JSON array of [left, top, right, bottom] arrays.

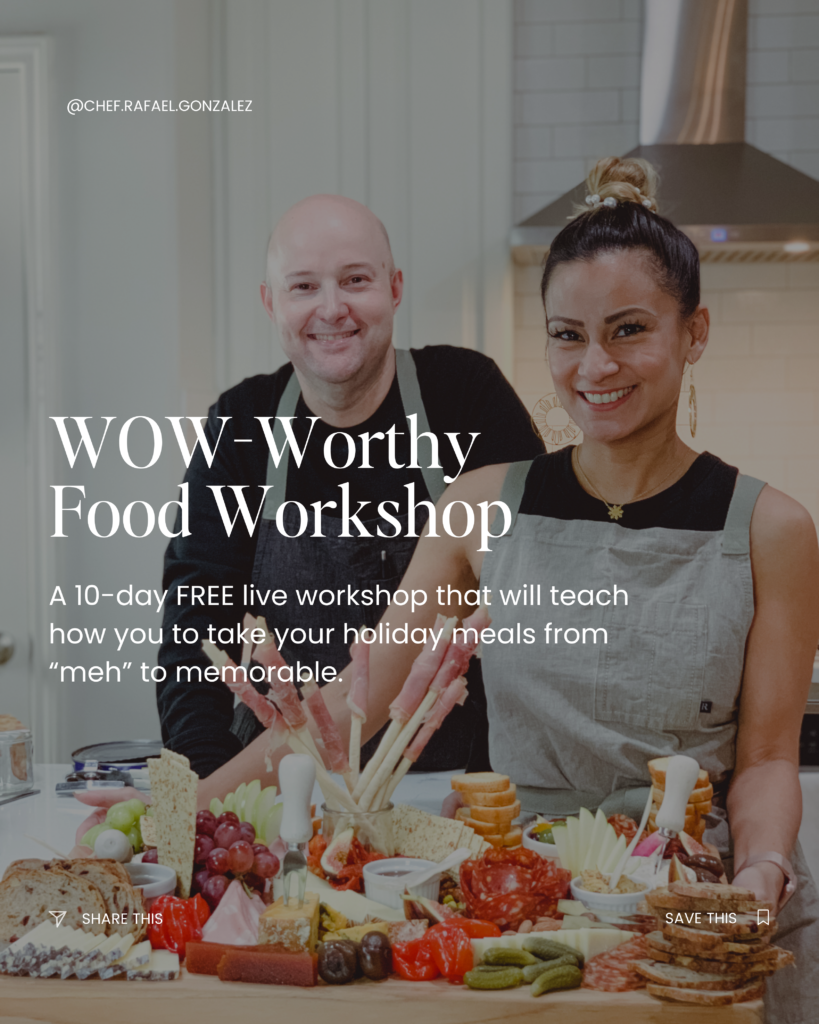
[[157, 196, 544, 778]]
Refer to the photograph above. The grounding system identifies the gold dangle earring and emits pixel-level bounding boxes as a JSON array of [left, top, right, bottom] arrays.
[[688, 364, 697, 438], [532, 393, 581, 449]]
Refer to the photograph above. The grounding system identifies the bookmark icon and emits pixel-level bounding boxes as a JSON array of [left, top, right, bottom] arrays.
[[49, 910, 66, 927], [757, 909, 770, 926]]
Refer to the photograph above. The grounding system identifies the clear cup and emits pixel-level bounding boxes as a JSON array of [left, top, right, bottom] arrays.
[[0, 729, 33, 794], [322, 803, 395, 856]]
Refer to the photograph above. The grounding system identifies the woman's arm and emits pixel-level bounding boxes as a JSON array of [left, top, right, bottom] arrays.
[[727, 485, 819, 906], [197, 464, 508, 808]]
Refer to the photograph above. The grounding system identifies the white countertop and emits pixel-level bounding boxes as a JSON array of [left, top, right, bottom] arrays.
[[2, 765, 817, 887], [0, 765, 458, 867]]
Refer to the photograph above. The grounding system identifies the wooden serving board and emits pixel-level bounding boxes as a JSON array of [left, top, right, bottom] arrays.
[[0, 970, 765, 1024]]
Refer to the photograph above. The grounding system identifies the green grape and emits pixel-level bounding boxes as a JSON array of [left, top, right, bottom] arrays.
[[79, 823, 108, 849], [145, 806, 155, 818], [126, 825, 143, 853], [124, 798, 147, 818], [105, 804, 136, 832]]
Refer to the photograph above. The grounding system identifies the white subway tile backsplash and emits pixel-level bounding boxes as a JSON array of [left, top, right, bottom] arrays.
[[751, 0, 819, 15], [747, 49, 791, 84], [722, 289, 819, 323], [517, 0, 617, 24], [749, 15, 819, 50], [520, 89, 620, 125], [748, 83, 819, 118], [515, 57, 586, 92], [515, 265, 544, 294], [790, 48, 819, 83], [702, 264, 789, 290], [553, 21, 641, 56], [515, 157, 587, 193], [786, 264, 819, 289], [707, 325, 752, 357], [752, 423, 819, 461], [752, 323, 819, 356], [551, 123, 639, 158], [515, 292, 548, 329], [514, 194, 558, 222], [620, 87, 640, 122], [701, 356, 787, 392], [515, 125, 553, 160], [515, 22, 553, 58], [586, 54, 641, 89]]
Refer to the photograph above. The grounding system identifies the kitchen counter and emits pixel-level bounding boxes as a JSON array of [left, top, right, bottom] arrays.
[[0, 764, 800, 1024]]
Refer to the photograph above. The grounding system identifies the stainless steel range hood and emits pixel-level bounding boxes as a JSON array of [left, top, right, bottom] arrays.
[[511, 0, 819, 264]]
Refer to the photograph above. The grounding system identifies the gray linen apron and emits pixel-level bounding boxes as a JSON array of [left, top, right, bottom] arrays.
[[480, 458, 819, 1022], [232, 351, 474, 770]]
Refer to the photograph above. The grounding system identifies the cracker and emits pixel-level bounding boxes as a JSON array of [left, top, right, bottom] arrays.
[[148, 750, 198, 898]]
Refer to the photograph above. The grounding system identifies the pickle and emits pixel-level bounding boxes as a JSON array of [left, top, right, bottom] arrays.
[[530, 964, 583, 997], [464, 967, 524, 990], [481, 947, 540, 967], [522, 955, 577, 983], [471, 964, 517, 973], [522, 936, 584, 967]]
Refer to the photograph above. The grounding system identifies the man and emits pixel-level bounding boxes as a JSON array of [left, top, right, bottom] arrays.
[[158, 195, 543, 779]]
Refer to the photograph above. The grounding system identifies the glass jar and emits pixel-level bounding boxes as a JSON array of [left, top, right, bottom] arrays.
[[0, 728, 34, 795], [322, 803, 395, 857]]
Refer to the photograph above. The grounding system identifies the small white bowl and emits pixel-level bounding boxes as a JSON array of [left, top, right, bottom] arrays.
[[569, 875, 648, 917], [126, 861, 177, 907], [363, 857, 440, 910], [522, 823, 563, 863]]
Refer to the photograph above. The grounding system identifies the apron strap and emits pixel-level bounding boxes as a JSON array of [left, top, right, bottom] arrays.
[[722, 474, 766, 556], [499, 460, 534, 529], [263, 351, 446, 520], [395, 348, 447, 504], [262, 367, 302, 520]]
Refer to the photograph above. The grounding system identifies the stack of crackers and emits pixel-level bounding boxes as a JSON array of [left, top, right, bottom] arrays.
[[635, 881, 794, 1006], [450, 772, 522, 848], [392, 804, 490, 870], [147, 749, 198, 898], [647, 757, 712, 842]]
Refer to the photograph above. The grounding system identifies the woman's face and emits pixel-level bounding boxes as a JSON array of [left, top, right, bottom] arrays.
[[544, 249, 707, 445]]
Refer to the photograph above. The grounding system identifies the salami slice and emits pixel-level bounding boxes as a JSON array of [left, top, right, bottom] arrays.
[[582, 936, 649, 992], [607, 814, 639, 842], [459, 848, 571, 929]]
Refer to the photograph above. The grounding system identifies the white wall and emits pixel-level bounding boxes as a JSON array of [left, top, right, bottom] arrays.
[[218, 0, 515, 383], [0, 0, 214, 759]]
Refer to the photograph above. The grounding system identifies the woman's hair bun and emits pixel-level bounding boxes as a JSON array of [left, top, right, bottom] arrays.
[[573, 155, 659, 217]]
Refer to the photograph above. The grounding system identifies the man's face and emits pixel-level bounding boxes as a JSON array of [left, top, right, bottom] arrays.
[[263, 199, 402, 387]]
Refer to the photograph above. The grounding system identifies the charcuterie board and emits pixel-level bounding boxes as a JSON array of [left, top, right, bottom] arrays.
[[0, 970, 764, 1024]]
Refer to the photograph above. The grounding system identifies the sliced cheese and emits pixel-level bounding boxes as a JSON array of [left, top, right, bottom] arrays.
[[104, 939, 152, 979], [582, 809, 608, 871], [565, 816, 579, 877], [595, 823, 617, 873], [76, 932, 134, 979], [127, 948, 180, 981], [577, 807, 594, 864], [602, 834, 627, 873], [61, 932, 106, 979]]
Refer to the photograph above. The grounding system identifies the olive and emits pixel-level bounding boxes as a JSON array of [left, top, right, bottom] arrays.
[[359, 931, 392, 980], [318, 940, 359, 985]]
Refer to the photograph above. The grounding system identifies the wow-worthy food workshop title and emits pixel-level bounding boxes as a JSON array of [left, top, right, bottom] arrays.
[[49, 416, 509, 551]]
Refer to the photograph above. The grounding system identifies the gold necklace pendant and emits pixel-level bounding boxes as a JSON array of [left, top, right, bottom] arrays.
[[607, 504, 624, 521]]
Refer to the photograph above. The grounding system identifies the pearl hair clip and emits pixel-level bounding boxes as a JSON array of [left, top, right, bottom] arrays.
[[585, 192, 654, 210]]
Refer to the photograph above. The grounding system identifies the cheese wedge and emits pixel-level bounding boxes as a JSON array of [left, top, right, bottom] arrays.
[[127, 948, 180, 980], [105, 939, 152, 979]]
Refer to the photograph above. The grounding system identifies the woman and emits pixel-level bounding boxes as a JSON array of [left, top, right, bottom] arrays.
[[202, 157, 819, 1017]]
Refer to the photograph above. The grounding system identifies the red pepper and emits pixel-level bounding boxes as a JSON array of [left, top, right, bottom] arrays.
[[391, 937, 440, 981], [147, 894, 206, 957]]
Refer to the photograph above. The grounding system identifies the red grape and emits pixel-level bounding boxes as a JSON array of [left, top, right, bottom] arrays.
[[216, 811, 240, 827], [142, 848, 159, 864], [243, 871, 264, 892], [202, 873, 229, 910], [251, 843, 269, 856], [252, 850, 279, 879], [214, 822, 241, 849], [238, 822, 256, 845], [228, 840, 254, 875], [192, 868, 210, 895], [207, 847, 230, 875], [196, 810, 217, 837], [194, 834, 214, 864]]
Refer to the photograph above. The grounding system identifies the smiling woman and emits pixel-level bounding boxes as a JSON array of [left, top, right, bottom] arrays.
[[295, 156, 819, 1024]]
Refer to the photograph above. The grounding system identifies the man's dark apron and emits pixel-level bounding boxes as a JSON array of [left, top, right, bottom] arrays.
[[231, 349, 477, 770]]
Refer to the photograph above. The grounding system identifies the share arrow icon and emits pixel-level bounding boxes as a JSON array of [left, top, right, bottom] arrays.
[[49, 910, 66, 927]]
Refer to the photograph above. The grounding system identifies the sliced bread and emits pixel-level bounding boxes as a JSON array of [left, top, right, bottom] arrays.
[[462, 785, 517, 808], [469, 800, 521, 825], [646, 978, 765, 1005], [647, 931, 778, 962], [648, 758, 710, 790], [450, 772, 510, 794], [47, 860, 146, 940], [0, 867, 106, 944], [663, 914, 775, 939], [646, 885, 771, 915], [2, 859, 46, 881], [636, 959, 756, 990]]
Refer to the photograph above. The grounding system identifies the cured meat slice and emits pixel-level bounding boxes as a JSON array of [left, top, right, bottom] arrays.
[[459, 848, 571, 930], [582, 935, 649, 992]]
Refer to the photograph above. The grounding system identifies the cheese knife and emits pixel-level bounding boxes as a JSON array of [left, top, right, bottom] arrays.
[[279, 753, 316, 908], [653, 754, 700, 873]]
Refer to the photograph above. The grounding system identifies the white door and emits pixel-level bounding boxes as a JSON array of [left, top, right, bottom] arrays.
[[0, 65, 32, 726]]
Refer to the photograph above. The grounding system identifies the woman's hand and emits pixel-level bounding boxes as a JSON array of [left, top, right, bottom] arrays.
[[732, 862, 785, 911], [441, 790, 465, 819]]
